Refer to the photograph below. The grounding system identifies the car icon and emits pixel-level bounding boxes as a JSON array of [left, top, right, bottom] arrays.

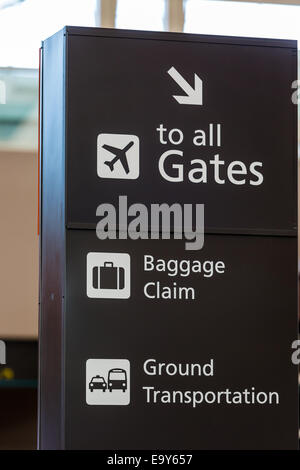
[[89, 375, 107, 392], [108, 368, 127, 392]]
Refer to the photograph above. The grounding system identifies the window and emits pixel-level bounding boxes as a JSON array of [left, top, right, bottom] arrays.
[[185, 0, 300, 43], [0, 0, 98, 149], [0, 68, 38, 150], [116, 0, 165, 31], [0, 0, 97, 68]]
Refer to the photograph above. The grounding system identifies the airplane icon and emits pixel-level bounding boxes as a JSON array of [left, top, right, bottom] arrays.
[[97, 133, 140, 180], [103, 141, 134, 174]]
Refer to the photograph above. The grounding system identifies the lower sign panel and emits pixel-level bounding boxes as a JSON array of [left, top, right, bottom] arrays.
[[65, 231, 298, 449]]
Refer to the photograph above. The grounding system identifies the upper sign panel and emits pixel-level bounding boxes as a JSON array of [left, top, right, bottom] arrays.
[[65, 28, 297, 235]]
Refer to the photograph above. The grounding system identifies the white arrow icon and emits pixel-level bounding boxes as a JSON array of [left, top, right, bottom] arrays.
[[167, 66, 203, 106]]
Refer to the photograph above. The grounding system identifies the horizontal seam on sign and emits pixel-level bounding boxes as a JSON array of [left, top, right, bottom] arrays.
[[65, 224, 297, 237], [66, 32, 297, 50]]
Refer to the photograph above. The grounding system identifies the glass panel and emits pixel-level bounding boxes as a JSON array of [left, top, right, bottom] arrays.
[[185, 0, 300, 42], [0, 0, 98, 150], [0, 0, 97, 69], [116, 0, 165, 31], [0, 68, 38, 151]]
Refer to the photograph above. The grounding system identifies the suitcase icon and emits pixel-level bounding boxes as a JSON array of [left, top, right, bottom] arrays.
[[92, 262, 125, 290], [87, 252, 130, 299]]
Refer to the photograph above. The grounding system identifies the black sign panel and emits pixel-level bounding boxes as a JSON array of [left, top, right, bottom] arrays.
[[65, 231, 298, 450], [66, 28, 297, 235], [39, 27, 298, 450]]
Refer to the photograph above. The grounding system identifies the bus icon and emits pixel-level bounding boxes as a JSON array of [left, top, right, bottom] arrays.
[[108, 368, 127, 392], [86, 359, 130, 406]]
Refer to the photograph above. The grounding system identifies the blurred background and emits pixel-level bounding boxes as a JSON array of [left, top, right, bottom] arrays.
[[0, 0, 299, 450]]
